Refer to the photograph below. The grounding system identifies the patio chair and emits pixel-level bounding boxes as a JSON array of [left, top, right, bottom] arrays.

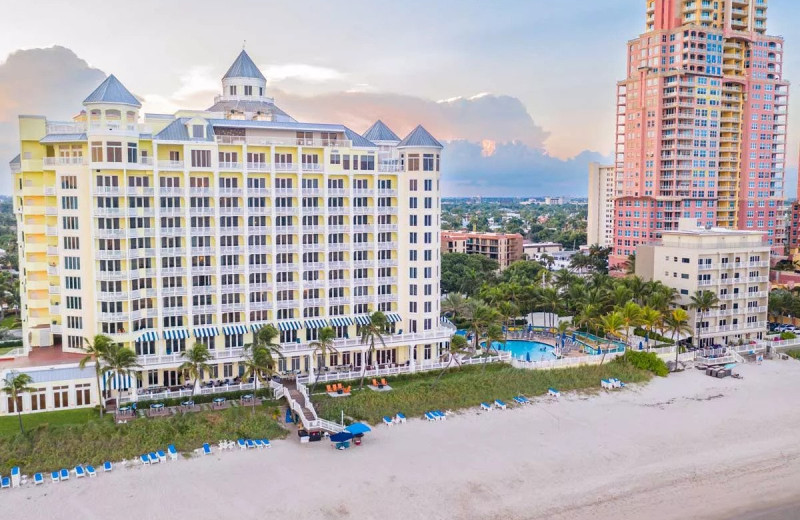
[[103, 461, 113, 472], [480, 402, 492, 411], [424, 411, 436, 421], [50, 471, 59, 483], [326, 384, 333, 393], [383, 416, 394, 426], [59, 469, 69, 481], [34, 473, 44, 485], [601, 379, 613, 390], [10, 466, 19, 487], [343, 386, 351, 394], [203, 443, 212, 455], [254, 439, 264, 448], [372, 378, 379, 387], [74, 465, 85, 478], [168, 444, 178, 460], [86, 465, 97, 478]]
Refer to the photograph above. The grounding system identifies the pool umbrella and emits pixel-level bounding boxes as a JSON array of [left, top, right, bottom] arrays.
[[330, 431, 354, 443], [525, 352, 531, 362], [344, 423, 372, 435]]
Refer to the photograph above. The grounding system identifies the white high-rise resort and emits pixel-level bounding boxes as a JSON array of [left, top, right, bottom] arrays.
[[2, 50, 451, 415]]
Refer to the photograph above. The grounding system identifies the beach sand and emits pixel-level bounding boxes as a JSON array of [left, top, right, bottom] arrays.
[[6, 359, 800, 520]]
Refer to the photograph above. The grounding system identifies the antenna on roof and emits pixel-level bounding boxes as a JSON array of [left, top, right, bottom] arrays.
[[243, 40, 246, 50]]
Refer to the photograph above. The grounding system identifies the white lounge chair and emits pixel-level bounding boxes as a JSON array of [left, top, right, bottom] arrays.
[[103, 461, 113, 472], [140, 454, 150, 465], [10, 466, 20, 488], [202, 443, 212, 455], [601, 379, 614, 389], [254, 439, 264, 449], [59, 469, 69, 481], [237, 439, 247, 450], [34, 473, 44, 485], [548, 388, 560, 398], [168, 444, 178, 461], [50, 471, 59, 483], [395, 412, 407, 424], [424, 411, 436, 421], [74, 465, 85, 478], [262, 439, 271, 449], [86, 465, 97, 477], [494, 399, 507, 410], [156, 450, 167, 463], [480, 402, 492, 411], [382, 416, 394, 426], [0, 476, 9, 489]]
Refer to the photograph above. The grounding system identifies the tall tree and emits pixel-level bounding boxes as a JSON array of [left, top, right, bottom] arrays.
[[101, 343, 141, 411], [689, 290, 720, 319], [664, 309, 692, 371], [79, 334, 114, 417], [617, 301, 642, 349], [179, 344, 212, 397], [2, 371, 34, 434], [441, 292, 468, 321], [308, 326, 338, 394], [241, 342, 279, 414], [358, 311, 387, 389], [638, 306, 662, 350], [433, 334, 470, 387]]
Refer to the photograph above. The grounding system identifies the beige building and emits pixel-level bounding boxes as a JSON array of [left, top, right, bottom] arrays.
[[522, 241, 562, 259], [636, 219, 769, 348], [587, 162, 615, 248], [441, 231, 523, 270]]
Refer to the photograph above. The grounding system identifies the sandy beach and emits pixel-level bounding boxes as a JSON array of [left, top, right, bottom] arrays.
[[5, 359, 800, 520]]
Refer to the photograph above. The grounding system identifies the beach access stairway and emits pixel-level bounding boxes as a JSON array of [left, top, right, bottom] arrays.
[[270, 379, 343, 434]]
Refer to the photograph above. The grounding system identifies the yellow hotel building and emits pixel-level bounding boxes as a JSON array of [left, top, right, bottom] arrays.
[[2, 50, 449, 415]]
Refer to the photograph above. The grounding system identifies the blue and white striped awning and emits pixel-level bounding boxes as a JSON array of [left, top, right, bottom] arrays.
[[329, 317, 354, 327], [222, 324, 248, 335], [163, 329, 189, 340], [193, 326, 219, 338], [354, 315, 372, 326], [135, 330, 158, 342], [250, 322, 270, 332], [103, 371, 132, 391], [277, 320, 302, 331], [304, 318, 327, 329], [385, 313, 402, 323]]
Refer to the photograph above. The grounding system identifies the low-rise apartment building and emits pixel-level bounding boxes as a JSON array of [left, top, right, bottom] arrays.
[[441, 231, 523, 270]]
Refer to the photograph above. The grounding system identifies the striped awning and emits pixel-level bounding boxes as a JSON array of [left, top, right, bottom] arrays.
[[103, 371, 132, 391], [304, 319, 327, 329], [250, 322, 270, 332], [329, 317, 354, 327], [385, 313, 402, 323], [193, 326, 219, 338], [354, 315, 372, 326], [163, 329, 189, 340], [277, 320, 302, 331], [136, 330, 158, 342], [222, 324, 248, 335]]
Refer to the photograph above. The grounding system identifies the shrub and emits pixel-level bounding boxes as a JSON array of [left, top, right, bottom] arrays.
[[614, 350, 669, 377], [632, 328, 674, 345], [135, 388, 273, 408], [780, 331, 797, 340], [787, 350, 800, 361]]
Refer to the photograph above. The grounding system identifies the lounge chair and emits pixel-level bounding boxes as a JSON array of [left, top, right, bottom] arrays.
[[203, 443, 212, 455], [103, 461, 113, 472], [383, 416, 394, 426], [10, 466, 19, 487], [148, 452, 159, 464], [34, 473, 44, 485], [326, 384, 333, 393], [424, 411, 436, 421], [513, 396, 524, 405], [372, 378, 379, 387], [0, 476, 9, 489], [59, 469, 69, 481], [74, 465, 85, 478], [601, 379, 614, 389], [246, 439, 256, 449], [86, 465, 97, 477], [480, 402, 492, 411], [395, 412, 406, 423], [237, 438, 246, 450], [434, 410, 447, 420], [495, 399, 507, 410], [344, 386, 351, 394], [157, 450, 167, 463], [168, 444, 178, 461], [140, 454, 150, 465], [548, 388, 560, 398], [262, 439, 271, 449], [51, 471, 59, 483], [254, 439, 264, 448]]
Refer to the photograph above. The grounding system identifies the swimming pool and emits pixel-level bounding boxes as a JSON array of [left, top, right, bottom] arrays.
[[484, 340, 557, 362]]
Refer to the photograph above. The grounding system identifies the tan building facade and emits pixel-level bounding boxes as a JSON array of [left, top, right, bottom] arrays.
[[441, 231, 523, 270], [587, 162, 615, 248]]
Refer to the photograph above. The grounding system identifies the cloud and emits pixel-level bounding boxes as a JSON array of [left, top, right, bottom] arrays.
[[0, 46, 106, 193], [264, 63, 345, 83]]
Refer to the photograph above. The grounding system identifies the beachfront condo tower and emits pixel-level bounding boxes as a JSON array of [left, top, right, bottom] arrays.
[[610, 0, 789, 267], [3, 50, 450, 414]]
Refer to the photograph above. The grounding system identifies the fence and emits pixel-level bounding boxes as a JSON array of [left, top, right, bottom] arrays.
[[119, 382, 256, 404]]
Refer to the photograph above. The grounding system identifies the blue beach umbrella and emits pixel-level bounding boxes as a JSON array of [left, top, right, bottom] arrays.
[[344, 423, 372, 435], [330, 432, 354, 443], [638, 341, 643, 351], [526, 351, 531, 362], [285, 408, 293, 423]]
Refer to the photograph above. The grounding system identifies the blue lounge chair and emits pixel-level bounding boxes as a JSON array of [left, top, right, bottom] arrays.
[[74, 465, 85, 478], [103, 461, 113, 472], [424, 411, 436, 421], [202, 443, 212, 455], [254, 439, 264, 448], [34, 473, 44, 485], [395, 412, 406, 423], [156, 450, 166, 463], [140, 454, 150, 465], [0, 476, 9, 489], [148, 452, 159, 464], [262, 439, 271, 449], [86, 465, 97, 477], [237, 438, 246, 450], [10, 466, 19, 488], [601, 379, 614, 389], [246, 439, 256, 449], [495, 399, 507, 410], [382, 416, 394, 426], [434, 410, 447, 420], [50, 471, 59, 483], [480, 402, 492, 411], [59, 469, 69, 481], [548, 388, 560, 398], [168, 444, 178, 461]]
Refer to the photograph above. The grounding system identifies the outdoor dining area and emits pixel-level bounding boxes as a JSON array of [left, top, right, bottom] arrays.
[[325, 383, 351, 397], [147, 403, 170, 418]]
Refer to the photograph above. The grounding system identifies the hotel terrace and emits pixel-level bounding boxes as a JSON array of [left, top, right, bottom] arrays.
[[2, 50, 451, 415]]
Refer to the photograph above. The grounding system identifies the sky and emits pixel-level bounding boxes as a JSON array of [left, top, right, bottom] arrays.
[[0, 0, 798, 197]]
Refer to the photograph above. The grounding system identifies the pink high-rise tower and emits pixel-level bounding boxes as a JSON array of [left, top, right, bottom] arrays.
[[611, 0, 789, 267]]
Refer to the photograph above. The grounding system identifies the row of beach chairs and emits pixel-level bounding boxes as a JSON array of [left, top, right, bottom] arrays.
[[236, 438, 272, 450], [601, 378, 625, 390], [326, 383, 352, 394], [382, 413, 407, 426], [2, 461, 115, 490], [424, 410, 448, 421], [140, 444, 179, 465]]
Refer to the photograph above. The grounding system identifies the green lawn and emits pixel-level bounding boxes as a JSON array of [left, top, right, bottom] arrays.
[[0, 315, 19, 329], [312, 361, 653, 425], [0, 402, 288, 474], [0, 345, 19, 355]]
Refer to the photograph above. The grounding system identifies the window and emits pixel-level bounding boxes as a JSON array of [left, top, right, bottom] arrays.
[[192, 125, 204, 138], [423, 154, 434, 171], [53, 386, 69, 409], [191, 149, 211, 167], [408, 154, 420, 171], [106, 142, 123, 162], [127, 142, 138, 163], [244, 85, 253, 96]]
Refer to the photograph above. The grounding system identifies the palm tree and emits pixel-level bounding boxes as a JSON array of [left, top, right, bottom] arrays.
[[599, 311, 625, 364], [689, 290, 720, 320], [609, 283, 633, 308], [241, 342, 279, 415], [664, 308, 692, 371], [179, 344, 212, 397], [359, 311, 387, 389], [100, 343, 141, 411], [79, 334, 114, 417], [497, 301, 519, 342], [539, 287, 561, 329], [251, 324, 282, 360], [441, 292, 468, 321], [308, 326, 338, 393], [466, 300, 499, 352], [433, 334, 470, 387], [2, 371, 34, 434], [638, 306, 662, 350], [618, 301, 642, 349]]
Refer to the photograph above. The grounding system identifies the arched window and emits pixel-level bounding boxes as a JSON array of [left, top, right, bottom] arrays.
[[106, 109, 121, 120]]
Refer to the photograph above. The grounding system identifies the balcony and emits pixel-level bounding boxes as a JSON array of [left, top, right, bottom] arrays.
[[93, 207, 124, 217], [160, 227, 185, 237], [275, 207, 299, 216], [158, 160, 185, 170], [219, 162, 242, 171], [189, 206, 214, 216], [249, 300, 271, 311], [161, 247, 186, 257], [220, 302, 245, 312], [301, 163, 322, 172], [220, 284, 243, 293], [246, 162, 270, 172], [219, 187, 243, 196], [127, 186, 155, 196], [159, 206, 184, 217], [97, 291, 125, 301], [97, 249, 124, 260], [97, 271, 126, 281], [219, 206, 243, 216], [188, 187, 213, 196], [275, 163, 298, 172], [161, 286, 187, 297]]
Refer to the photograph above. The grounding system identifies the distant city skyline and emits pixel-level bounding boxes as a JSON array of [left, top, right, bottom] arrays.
[[0, 0, 798, 196]]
